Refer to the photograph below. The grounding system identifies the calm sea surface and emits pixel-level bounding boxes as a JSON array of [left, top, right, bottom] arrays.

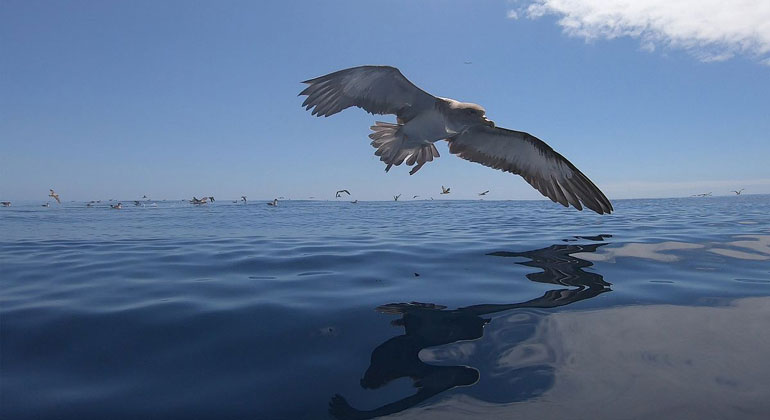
[[2, 196, 770, 419]]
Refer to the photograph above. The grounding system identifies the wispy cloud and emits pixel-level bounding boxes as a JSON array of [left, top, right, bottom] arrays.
[[510, 0, 770, 65]]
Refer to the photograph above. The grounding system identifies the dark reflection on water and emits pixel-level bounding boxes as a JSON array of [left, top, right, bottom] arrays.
[[330, 241, 611, 419]]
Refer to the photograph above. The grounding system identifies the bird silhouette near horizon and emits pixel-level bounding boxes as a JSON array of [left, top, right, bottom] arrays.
[[441, 186, 451, 195], [732, 189, 745, 195], [478, 190, 489, 196], [267, 199, 278, 206], [300, 65, 612, 214], [49, 189, 61, 204], [335, 189, 350, 198], [394, 194, 401, 202]]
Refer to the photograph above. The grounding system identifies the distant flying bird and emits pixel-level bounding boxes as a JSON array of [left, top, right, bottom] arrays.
[[1, 201, 10, 207], [190, 196, 215, 205], [394, 194, 401, 202], [49, 189, 61, 204], [110, 203, 122, 209], [142, 195, 148, 199], [412, 195, 419, 199], [241, 196, 248, 202], [336, 189, 351, 198], [267, 199, 278, 206], [441, 186, 451, 195], [478, 190, 489, 196], [42, 203, 50, 207], [692, 192, 712, 197], [732, 189, 745, 195], [300, 65, 612, 214], [351, 200, 358, 204]]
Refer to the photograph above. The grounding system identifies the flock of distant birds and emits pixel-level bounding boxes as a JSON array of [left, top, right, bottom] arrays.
[[0, 187, 749, 209]]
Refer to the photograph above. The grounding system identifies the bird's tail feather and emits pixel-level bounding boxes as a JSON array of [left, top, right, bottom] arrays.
[[369, 122, 439, 175]]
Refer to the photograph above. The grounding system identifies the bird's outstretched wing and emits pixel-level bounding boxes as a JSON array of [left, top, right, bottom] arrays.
[[300, 66, 436, 120], [448, 125, 612, 214]]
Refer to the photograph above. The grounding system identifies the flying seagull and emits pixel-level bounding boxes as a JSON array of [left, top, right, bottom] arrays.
[[394, 194, 401, 202], [351, 200, 358, 204], [49, 189, 61, 204], [692, 192, 712, 197], [300, 66, 612, 214], [241, 196, 248, 202], [479, 190, 489, 196], [441, 186, 451, 195], [267, 199, 278, 206], [1, 201, 11, 207], [190, 196, 215, 205], [412, 195, 419, 199], [732, 189, 745, 195], [335, 189, 350, 198]]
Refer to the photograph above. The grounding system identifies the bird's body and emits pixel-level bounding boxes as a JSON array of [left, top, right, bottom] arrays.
[[479, 190, 489, 196], [42, 203, 50, 207], [110, 203, 122, 209], [49, 189, 61, 204], [190, 196, 214, 205], [732, 189, 745, 195], [441, 186, 451, 195], [300, 65, 612, 214], [1, 201, 10, 207], [241, 196, 248, 202], [267, 199, 278, 206], [394, 194, 401, 202], [351, 200, 358, 204]]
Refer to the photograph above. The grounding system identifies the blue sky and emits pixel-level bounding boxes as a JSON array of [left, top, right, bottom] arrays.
[[2, 0, 769, 202]]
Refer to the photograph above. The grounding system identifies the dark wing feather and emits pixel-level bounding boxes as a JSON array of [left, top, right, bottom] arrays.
[[300, 66, 436, 120], [448, 125, 612, 214]]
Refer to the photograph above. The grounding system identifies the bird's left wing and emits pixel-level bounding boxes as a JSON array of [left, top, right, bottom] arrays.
[[448, 125, 612, 214], [300, 66, 436, 120]]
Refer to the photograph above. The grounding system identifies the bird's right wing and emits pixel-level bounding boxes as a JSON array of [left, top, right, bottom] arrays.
[[448, 125, 612, 214], [300, 66, 436, 120]]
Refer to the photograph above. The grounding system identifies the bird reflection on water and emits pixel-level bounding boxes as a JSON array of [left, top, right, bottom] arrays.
[[329, 240, 611, 419]]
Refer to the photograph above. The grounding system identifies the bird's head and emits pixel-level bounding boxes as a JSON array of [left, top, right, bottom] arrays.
[[445, 99, 495, 128]]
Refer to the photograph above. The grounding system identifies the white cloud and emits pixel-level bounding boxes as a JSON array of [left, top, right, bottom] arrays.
[[514, 0, 770, 64], [507, 10, 519, 20]]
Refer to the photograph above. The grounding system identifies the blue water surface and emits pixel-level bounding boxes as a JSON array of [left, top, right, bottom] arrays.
[[2, 196, 769, 419]]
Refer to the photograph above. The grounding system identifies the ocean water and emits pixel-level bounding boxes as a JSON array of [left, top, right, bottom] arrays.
[[2, 196, 770, 419]]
